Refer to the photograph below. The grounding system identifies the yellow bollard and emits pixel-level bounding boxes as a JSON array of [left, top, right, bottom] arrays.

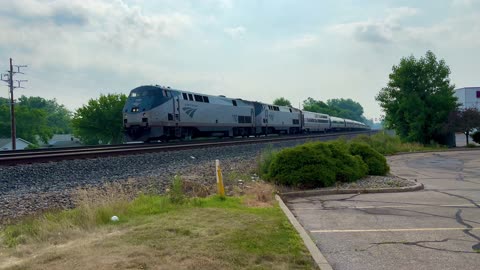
[[215, 159, 225, 198]]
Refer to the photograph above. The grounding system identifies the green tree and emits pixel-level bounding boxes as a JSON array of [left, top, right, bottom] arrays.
[[327, 98, 364, 121], [302, 97, 334, 115], [273, 97, 292, 107], [0, 97, 55, 144], [303, 97, 367, 122], [72, 93, 127, 145], [376, 51, 457, 144], [17, 96, 72, 134]]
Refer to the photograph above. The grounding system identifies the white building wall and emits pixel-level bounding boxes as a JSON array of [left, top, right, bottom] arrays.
[[455, 87, 480, 110]]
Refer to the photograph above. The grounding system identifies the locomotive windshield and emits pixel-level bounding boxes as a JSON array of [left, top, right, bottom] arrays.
[[124, 85, 175, 113], [129, 89, 157, 97]]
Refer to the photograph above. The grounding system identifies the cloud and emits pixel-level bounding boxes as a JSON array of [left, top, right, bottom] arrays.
[[451, 0, 475, 7], [328, 7, 418, 44], [224, 26, 246, 39], [0, 0, 193, 49], [274, 34, 318, 51]]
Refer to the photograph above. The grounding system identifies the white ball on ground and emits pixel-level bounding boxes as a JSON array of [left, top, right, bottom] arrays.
[[111, 215, 119, 222]]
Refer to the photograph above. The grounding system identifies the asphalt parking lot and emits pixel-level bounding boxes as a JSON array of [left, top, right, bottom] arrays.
[[287, 150, 480, 270]]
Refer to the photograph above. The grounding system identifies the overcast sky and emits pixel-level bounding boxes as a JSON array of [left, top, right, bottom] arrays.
[[1, 0, 479, 121]]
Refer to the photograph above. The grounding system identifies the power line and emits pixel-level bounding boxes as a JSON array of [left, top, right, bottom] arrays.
[[1, 58, 27, 150]]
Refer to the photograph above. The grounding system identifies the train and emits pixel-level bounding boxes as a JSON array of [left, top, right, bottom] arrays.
[[123, 85, 370, 142]]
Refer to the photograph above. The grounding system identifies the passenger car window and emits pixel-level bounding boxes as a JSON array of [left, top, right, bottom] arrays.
[[194, 95, 203, 102], [203, 96, 209, 103], [182, 93, 188, 100], [232, 100, 237, 106], [188, 94, 193, 101]]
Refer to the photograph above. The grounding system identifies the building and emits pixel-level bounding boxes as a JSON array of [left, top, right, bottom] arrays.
[[454, 87, 480, 110], [0, 138, 32, 151], [40, 134, 81, 148]]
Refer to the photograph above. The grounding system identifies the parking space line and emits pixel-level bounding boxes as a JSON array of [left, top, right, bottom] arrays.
[[293, 203, 479, 210], [311, 227, 480, 233]]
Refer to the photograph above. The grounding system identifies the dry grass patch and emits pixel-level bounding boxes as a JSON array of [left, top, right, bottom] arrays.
[[0, 180, 316, 270]]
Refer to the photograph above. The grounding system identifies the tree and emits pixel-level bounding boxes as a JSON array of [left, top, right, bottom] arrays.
[[327, 98, 364, 121], [72, 93, 127, 145], [17, 96, 72, 134], [0, 96, 59, 144], [273, 97, 292, 107], [446, 108, 480, 145], [303, 97, 367, 122], [303, 97, 333, 115], [376, 51, 458, 144]]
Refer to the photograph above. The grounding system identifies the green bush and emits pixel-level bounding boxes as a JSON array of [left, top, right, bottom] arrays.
[[327, 141, 368, 182], [349, 142, 389, 175], [266, 141, 367, 187], [352, 133, 402, 155], [471, 131, 480, 144], [257, 145, 278, 178]]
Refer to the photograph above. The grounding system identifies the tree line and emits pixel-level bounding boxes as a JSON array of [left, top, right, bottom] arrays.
[[0, 94, 126, 146], [273, 97, 373, 126]]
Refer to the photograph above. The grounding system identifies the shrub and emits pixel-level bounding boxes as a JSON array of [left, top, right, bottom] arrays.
[[267, 143, 336, 187], [472, 131, 480, 144], [349, 142, 389, 175], [266, 141, 367, 187], [327, 141, 368, 182]]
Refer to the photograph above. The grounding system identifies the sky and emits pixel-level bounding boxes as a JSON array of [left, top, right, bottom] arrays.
[[0, 0, 479, 121]]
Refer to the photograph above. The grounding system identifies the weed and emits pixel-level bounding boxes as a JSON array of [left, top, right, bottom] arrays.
[[257, 144, 278, 178], [168, 175, 186, 204]]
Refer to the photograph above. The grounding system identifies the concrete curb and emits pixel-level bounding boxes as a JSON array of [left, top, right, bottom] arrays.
[[275, 194, 333, 270], [280, 182, 424, 199]]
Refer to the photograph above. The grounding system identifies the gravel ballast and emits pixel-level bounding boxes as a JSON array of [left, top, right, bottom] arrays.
[[0, 132, 388, 224]]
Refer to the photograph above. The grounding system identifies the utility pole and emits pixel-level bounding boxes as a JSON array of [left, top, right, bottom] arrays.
[[1, 58, 27, 150]]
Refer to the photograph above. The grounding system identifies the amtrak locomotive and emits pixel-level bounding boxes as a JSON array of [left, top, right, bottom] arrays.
[[123, 85, 369, 142]]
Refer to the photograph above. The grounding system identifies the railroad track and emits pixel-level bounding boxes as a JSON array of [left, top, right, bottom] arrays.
[[0, 131, 375, 166]]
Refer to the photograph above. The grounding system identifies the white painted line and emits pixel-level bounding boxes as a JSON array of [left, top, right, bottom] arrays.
[[311, 227, 480, 233], [294, 203, 479, 210]]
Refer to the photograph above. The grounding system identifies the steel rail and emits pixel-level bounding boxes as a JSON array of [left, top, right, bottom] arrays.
[[0, 131, 375, 166]]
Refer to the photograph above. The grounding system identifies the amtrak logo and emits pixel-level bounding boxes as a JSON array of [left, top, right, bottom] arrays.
[[182, 107, 197, 117]]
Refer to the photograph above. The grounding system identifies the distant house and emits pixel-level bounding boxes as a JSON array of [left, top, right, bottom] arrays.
[[42, 134, 81, 148], [0, 138, 32, 151]]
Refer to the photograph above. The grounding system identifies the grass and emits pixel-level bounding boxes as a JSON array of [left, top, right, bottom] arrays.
[[351, 132, 445, 155], [0, 180, 317, 270]]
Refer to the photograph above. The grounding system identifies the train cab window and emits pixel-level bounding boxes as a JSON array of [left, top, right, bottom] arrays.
[[194, 95, 203, 102], [188, 94, 194, 101], [238, 116, 245, 123], [289, 109, 292, 113], [232, 100, 237, 106], [245, 116, 252, 123], [182, 93, 188, 100], [130, 92, 138, 97], [168, 114, 173, 121], [203, 96, 209, 103]]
